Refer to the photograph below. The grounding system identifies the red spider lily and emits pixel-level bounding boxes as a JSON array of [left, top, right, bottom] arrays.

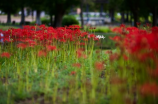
[[109, 53, 119, 62], [76, 49, 82, 58], [120, 24, 125, 28], [110, 36, 122, 42], [151, 27, 158, 34], [67, 25, 81, 29], [76, 48, 85, 58], [110, 76, 126, 85], [140, 82, 158, 96], [146, 23, 151, 27], [46, 45, 56, 51], [94, 61, 105, 71], [72, 63, 81, 68], [70, 71, 76, 75], [148, 66, 158, 78], [39, 24, 47, 30], [38, 50, 47, 57], [136, 22, 141, 26], [123, 54, 128, 60], [1, 52, 11, 58], [105, 50, 112, 54], [88, 34, 96, 38], [17, 43, 27, 49], [94, 37, 99, 41], [111, 27, 122, 34], [82, 38, 88, 41], [28, 41, 37, 47], [83, 54, 87, 59], [89, 27, 96, 29], [80, 32, 88, 37]]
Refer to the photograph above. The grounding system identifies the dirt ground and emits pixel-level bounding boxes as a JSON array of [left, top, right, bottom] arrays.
[[0, 15, 35, 23]]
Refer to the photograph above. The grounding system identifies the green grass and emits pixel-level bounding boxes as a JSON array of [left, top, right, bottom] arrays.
[[94, 33, 117, 50], [0, 44, 111, 104], [0, 25, 19, 30], [85, 26, 112, 33]]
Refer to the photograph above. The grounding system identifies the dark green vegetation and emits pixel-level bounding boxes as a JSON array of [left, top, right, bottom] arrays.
[[0, 0, 158, 27], [62, 15, 79, 26]]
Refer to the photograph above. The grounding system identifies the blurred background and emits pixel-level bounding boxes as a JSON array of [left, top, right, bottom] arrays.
[[0, 0, 158, 28]]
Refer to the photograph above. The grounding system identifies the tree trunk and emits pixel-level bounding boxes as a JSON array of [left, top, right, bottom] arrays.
[[7, 11, 11, 24], [50, 13, 53, 26], [80, 0, 84, 29], [126, 12, 129, 22], [86, 4, 89, 18], [133, 11, 138, 27], [145, 16, 149, 23], [121, 12, 125, 23], [100, 4, 103, 17], [32, 10, 34, 22], [152, 7, 157, 26], [110, 9, 114, 22], [36, 10, 41, 25], [20, 6, 25, 25], [53, 12, 64, 27], [53, 4, 65, 27]]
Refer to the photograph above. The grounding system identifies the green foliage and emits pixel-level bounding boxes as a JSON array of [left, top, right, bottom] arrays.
[[0, 25, 19, 30], [86, 27, 112, 33], [0, 0, 18, 14], [41, 18, 50, 26], [62, 15, 79, 26], [95, 33, 117, 49]]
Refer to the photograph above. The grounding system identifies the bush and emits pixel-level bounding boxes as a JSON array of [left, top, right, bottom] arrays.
[[86, 26, 112, 33], [30, 18, 50, 26], [62, 15, 79, 26], [41, 18, 50, 26]]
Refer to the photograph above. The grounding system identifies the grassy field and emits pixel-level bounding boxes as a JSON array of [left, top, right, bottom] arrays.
[[0, 25, 19, 30]]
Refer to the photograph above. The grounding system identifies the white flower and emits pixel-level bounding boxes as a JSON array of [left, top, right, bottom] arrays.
[[96, 35, 105, 39], [0, 33, 3, 43]]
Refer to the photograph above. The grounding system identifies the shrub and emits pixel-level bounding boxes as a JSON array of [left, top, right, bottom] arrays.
[[30, 18, 50, 26], [62, 15, 79, 26], [86, 27, 112, 33], [41, 18, 50, 26]]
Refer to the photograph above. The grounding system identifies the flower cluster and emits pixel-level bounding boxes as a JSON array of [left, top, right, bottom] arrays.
[[0, 25, 99, 58], [110, 25, 158, 99]]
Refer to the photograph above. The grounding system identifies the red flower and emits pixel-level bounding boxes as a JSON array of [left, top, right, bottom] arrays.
[[17, 43, 27, 49], [109, 53, 119, 62], [76, 48, 85, 58], [140, 82, 158, 96], [111, 27, 122, 34], [38, 50, 47, 57], [110, 36, 121, 42], [76, 49, 82, 58], [136, 22, 141, 26], [1, 52, 11, 58], [89, 34, 96, 38], [46, 45, 56, 51], [94, 61, 105, 71], [123, 54, 128, 60], [120, 24, 125, 28], [72, 63, 81, 68], [70, 71, 76, 75], [67, 25, 81, 29]]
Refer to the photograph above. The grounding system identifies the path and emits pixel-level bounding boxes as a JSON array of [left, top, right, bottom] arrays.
[[0, 15, 35, 23]]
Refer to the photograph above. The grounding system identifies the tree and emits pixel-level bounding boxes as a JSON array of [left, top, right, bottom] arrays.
[[28, 0, 46, 25], [52, 0, 80, 27], [44, 0, 55, 26], [145, 0, 158, 26], [107, 0, 124, 22], [0, 0, 18, 24], [16, 0, 28, 25]]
